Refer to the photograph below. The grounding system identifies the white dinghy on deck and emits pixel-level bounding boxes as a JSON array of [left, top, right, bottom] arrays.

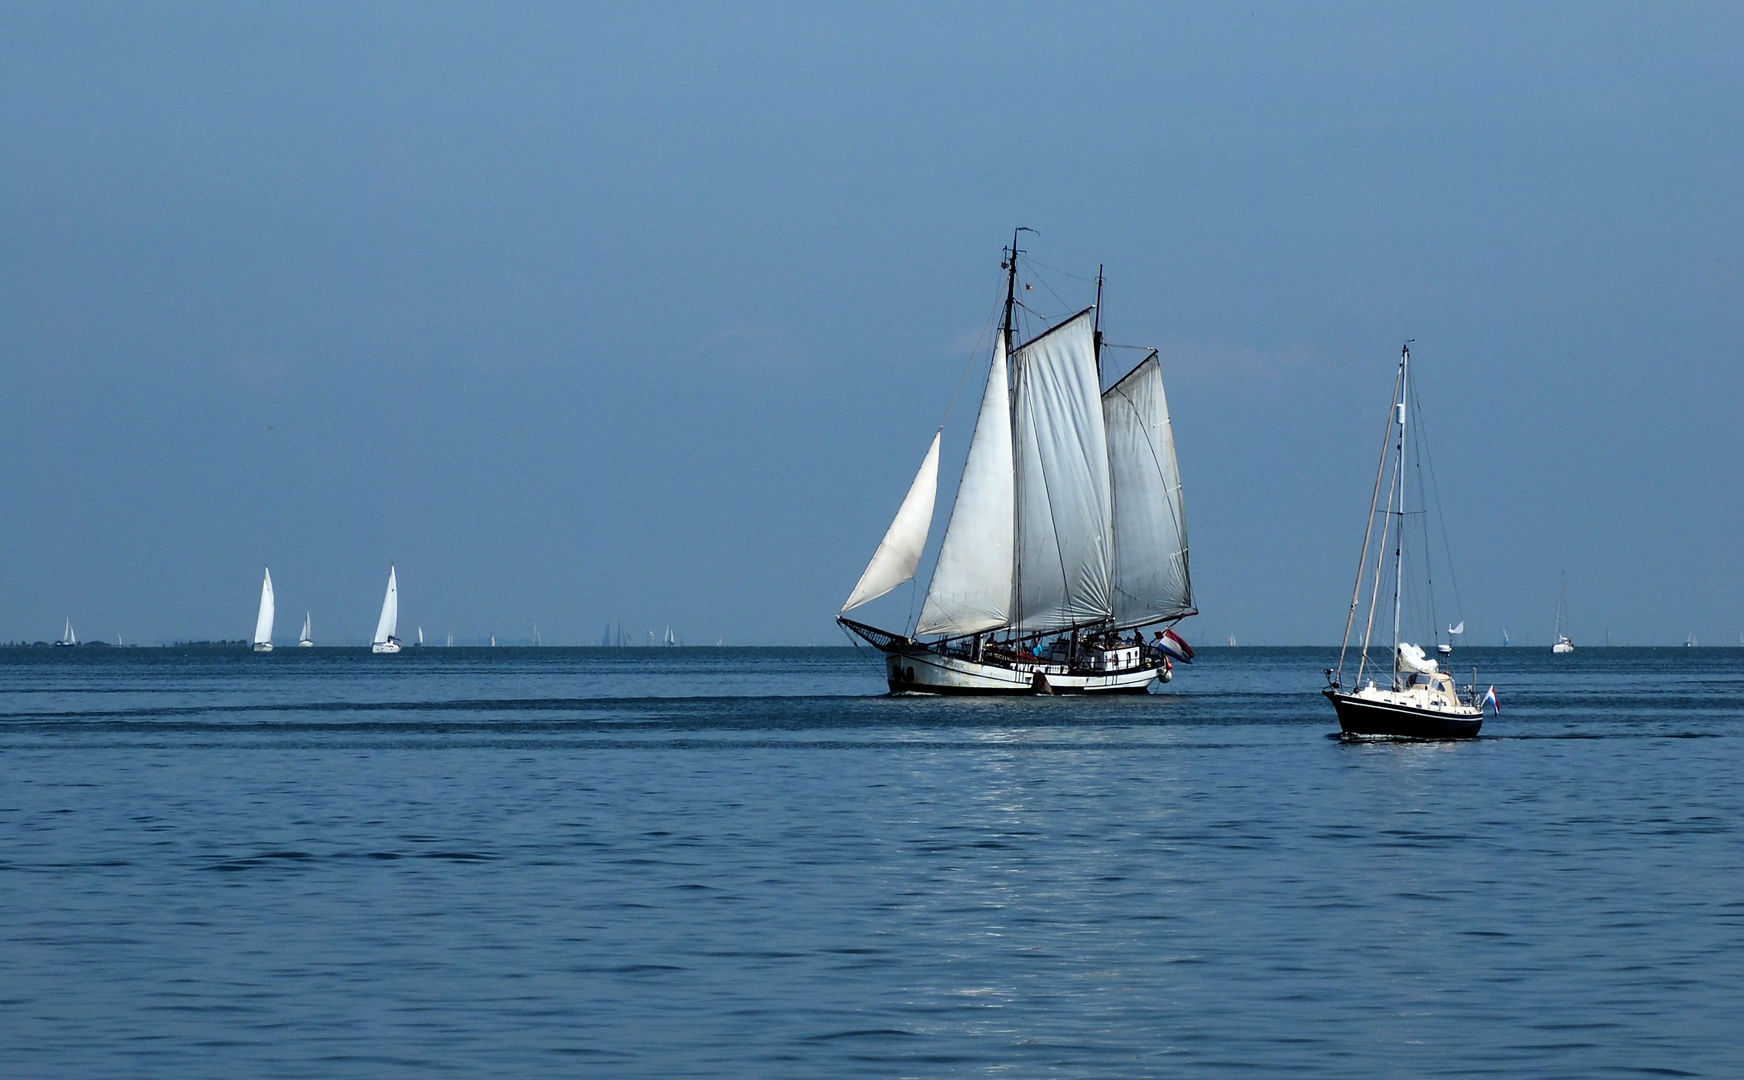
[[839, 235, 1195, 695]]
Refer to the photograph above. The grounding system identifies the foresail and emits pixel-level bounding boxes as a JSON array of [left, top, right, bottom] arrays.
[[1011, 310, 1114, 631], [917, 337, 1013, 636], [374, 567, 398, 643], [1102, 354, 1192, 628], [841, 433, 940, 613], [254, 568, 275, 645]]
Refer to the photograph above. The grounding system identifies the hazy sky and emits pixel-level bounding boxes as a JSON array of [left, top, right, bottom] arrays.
[[3, 3, 1741, 645]]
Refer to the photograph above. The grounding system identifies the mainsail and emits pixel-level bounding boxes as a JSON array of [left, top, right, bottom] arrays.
[[1102, 353, 1192, 628], [1010, 310, 1114, 631], [374, 567, 398, 644], [917, 337, 1013, 635], [254, 567, 275, 646], [841, 432, 940, 613]]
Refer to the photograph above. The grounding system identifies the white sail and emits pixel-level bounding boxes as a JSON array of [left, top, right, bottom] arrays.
[[1011, 311, 1113, 631], [253, 568, 275, 646], [918, 337, 1014, 636], [1102, 353, 1192, 629], [374, 566, 398, 644], [841, 432, 941, 613], [299, 612, 312, 645]]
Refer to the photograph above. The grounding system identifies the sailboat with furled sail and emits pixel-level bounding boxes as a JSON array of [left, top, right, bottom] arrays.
[[1323, 345, 1488, 737], [253, 567, 275, 652], [838, 234, 1195, 694]]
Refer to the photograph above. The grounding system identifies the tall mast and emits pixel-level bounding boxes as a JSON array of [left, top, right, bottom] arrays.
[[1092, 263, 1104, 381], [1390, 343, 1410, 681], [1002, 229, 1021, 359]]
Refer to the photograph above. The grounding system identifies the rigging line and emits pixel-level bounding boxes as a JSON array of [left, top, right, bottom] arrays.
[[1336, 362, 1404, 685], [1024, 264, 1075, 314], [1357, 393, 1405, 687], [935, 285, 1008, 432], [1409, 379, 1438, 647], [1412, 380, 1466, 632], [1023, 256, 1098, 283]]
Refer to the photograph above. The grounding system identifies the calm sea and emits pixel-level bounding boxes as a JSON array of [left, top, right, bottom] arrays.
[[1, 645, 1738, 1078]]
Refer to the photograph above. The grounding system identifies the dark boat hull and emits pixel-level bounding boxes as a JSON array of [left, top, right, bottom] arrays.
[[1323, 689, 1482, 739]]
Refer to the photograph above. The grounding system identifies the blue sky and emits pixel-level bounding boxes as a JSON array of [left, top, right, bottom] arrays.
[[2, 3, 1740, 644]]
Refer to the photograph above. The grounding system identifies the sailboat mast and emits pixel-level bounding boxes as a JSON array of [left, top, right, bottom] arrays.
[[1002, 231, 1020, 359], [1092, 264, 1104, 381], [1391, 344, 1410, 678]]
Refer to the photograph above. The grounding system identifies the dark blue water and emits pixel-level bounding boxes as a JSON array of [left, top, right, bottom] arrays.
[[2, 646, 1738, 1078]]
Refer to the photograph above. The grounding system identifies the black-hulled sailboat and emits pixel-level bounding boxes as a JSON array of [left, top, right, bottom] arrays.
[[1324, 344, 1486, 737], [838, 233, 1196, 694]]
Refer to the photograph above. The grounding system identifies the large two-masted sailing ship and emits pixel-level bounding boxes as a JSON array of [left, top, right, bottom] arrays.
[[838, 234, 1195, 694]]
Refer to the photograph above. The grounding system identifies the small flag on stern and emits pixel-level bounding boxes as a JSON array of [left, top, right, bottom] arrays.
[[1155, 628, 1194, 664], [1483, 686, 1500, 715]]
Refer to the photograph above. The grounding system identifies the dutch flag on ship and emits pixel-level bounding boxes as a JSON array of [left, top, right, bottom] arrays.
[[1154, 628, 1194, 664], [1483, 686, 1500, 715]]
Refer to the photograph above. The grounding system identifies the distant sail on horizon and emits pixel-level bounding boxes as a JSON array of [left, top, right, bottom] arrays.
[[371, 567, 401, 654], [253, 568, 275, 652]]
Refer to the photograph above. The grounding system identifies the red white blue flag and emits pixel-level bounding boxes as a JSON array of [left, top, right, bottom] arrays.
[[1483, 685, 1500, 715], [1156, 628, 1194, 664]]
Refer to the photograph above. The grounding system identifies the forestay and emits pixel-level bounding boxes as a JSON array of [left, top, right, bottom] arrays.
[[1102, 354, 1192, 629], [917, 338, 1014, 636], [841, 432, 940, 613], [1011, 310, 1114, 631]]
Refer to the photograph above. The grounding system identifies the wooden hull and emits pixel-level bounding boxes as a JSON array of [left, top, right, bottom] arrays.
[[1324, 689, 1482, 738], [882, 642, 1167, 696]]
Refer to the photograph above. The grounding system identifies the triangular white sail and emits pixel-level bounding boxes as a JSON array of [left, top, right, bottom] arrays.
[[254, 568, 275, 646], [1011, 311, 1113, 630], [841, 432, 941, 613], [374, 567, 398, 644], [1102, 354, 1192, 629], [300, 612, 312, 645], [918, 337, 1014, 636]]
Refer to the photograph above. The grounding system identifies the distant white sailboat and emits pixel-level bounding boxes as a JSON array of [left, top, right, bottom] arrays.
[[299, 612, 313, 647], [371, 566, 402, 654], [55, 619, 77, 647], [417, 626, 424, 646], [253, 567, 275, 652], [1552, 573, 1574, 654]]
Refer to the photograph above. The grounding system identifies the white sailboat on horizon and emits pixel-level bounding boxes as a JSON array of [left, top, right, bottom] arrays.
[[55, 619, 77, 647], [372, 566, 402, 654], [299, 612, 313, 647], [838, 234, 1194, 694], [253, 567, 275, 652], [1553, 572, 1574, 653]]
